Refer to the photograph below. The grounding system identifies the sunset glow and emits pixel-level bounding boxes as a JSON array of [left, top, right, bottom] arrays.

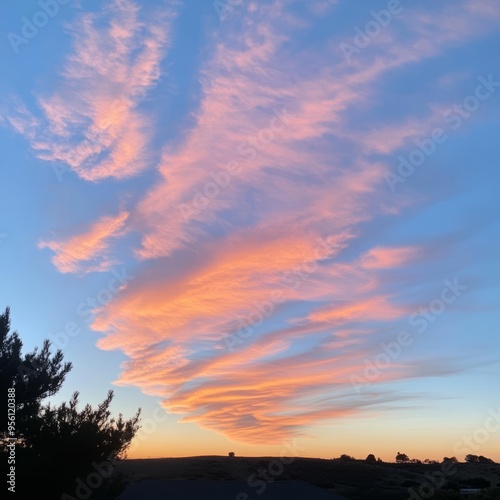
[[1, 0, 499, 463]]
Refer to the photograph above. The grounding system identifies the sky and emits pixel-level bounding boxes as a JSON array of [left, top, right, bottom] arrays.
[[0, 0, 499, 462]]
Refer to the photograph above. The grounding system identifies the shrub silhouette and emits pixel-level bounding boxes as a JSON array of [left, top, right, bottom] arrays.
[[0, 307, 140, 499], [395, 451, 409, 463], [465, 454, 495, 464], [476, 488, 500, 499], [431, 490, 462, 499], [466, 477, 490, 489]]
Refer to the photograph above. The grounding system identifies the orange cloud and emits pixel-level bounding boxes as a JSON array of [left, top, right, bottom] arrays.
[[91, 233, 422, 442], [361, 246, 419, 270], [85, 0, 500, 444], [39, 211, 129, 273], [26, 0, 496, 445], [308, 296, 406, 325]]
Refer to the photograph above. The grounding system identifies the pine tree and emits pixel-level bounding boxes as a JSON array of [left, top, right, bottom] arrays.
[[0, 307, 141, 499]]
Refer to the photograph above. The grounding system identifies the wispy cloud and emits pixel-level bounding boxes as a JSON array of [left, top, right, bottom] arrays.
[[2, 0, 175, 181], [87, 0, 500, 443], [39, 211, 129, 273], [26, 0, 500, 444], [360, 246, 419, 270]]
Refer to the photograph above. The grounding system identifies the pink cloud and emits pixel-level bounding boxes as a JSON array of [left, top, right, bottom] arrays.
[[39, 211, 129, 273], [85, 0, 499, 444], [92, 231, 423, 442], [3, 0, 175, 182], [308, 296, 406, 325], [28, 0, 496, 444], [361, 246, 419, 270]]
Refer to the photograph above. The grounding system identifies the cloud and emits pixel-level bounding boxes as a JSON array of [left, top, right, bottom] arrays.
[[128, 0, 500, 261], [28, 0, 500, 443], [360, 246, 419, 270], [2, 0, 175, 181], [307, 296, 406, 325], [89, 0, 500, 443], [39, 211, 129, 273], [92, 235, 426, 442]]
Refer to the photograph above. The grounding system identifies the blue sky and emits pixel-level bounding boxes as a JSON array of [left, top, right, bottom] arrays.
[[1, 0, 499, 460]]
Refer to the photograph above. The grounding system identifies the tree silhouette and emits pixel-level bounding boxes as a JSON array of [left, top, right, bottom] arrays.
[[0, 307, 141, 499], [396, 451, 410, 463], [0, 307, 72, 441], [465, 454, 495, 464]]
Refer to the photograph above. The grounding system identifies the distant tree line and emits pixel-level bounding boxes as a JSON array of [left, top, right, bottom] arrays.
[[331, 451, 496, 465]]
